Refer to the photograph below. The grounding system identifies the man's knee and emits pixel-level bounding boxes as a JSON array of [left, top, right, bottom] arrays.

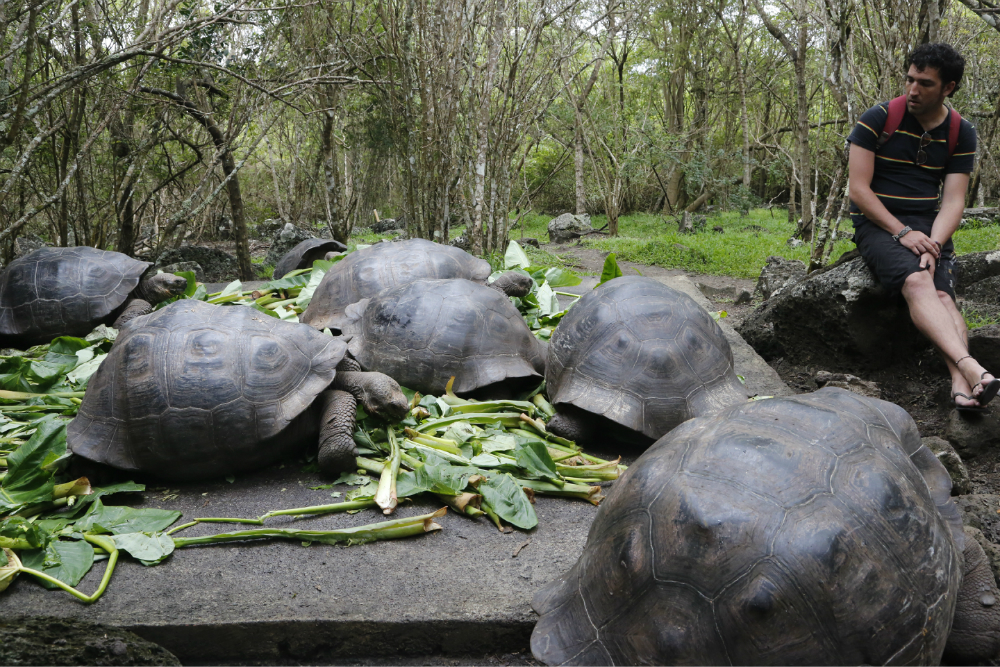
[[902, 269, 935, 298]]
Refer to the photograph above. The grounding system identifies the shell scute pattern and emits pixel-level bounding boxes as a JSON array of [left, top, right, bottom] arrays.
[[68, 300, 346, 480], [342, 278, 544, 396], [531, 389, 962, 666], [0, 247, 148, 345], [301, 238, 491, 331], [546, 276, 747, 440]]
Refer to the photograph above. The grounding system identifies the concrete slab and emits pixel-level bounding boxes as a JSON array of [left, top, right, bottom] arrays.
[[6, 463, 601, 664]]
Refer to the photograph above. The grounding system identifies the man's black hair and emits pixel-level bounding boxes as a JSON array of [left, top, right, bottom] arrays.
[[908, 43, 965, 97]]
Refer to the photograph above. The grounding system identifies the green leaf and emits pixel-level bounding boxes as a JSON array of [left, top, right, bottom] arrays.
[[0, 416, 66, 511], [0, 516, 49, 549], [480, 474, 537, 530], [47, 337, 91, 357], [261, 274, 311, 292], [529, 267, 582, 288], [66, 352, 107, 385], [21, 539, 95, 588], [75, 500, 180, 535], [54, 481, 146, 521], [476, 430, 516, 453], [514, 440, 559, 483], [442, 421, 478, 444], [112, 532, 175, 565], [332, 472, 370, 486], [220, 280, 242, 297], [504, 241, 531, 270], [598, 253, 623, 286], [346, 480, 378, 501], [536, 282, 558, 316], [176, 271, 198, 297], [250, 303, 280, 318]]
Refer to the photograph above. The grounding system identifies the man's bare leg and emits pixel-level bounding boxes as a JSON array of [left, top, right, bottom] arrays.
[[901, 270, 995, 406]]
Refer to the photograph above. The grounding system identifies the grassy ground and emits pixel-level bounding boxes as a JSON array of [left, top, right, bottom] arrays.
[[511, 209, 998, 278]]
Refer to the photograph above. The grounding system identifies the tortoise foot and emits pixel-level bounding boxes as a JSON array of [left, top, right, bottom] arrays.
[[317, 389, 359, 474]]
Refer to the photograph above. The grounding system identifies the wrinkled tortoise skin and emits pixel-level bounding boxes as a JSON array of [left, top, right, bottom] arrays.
[[69, 299, 346, 481], [273, 238, 347, 279], [0, 247, 150, 347], [546, 276, 747, 440], [301, 238, 491, 332], [531, 388, 963, 666], [338, 278, 545, 396]]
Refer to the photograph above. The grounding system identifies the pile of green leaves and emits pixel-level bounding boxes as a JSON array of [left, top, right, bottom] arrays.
[[337, 382, 621, 531], [501, 241, 583, 340], [155, 255, 344, 323]]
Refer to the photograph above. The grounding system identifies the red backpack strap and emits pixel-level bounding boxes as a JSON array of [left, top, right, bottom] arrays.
[[876, 95, 908, 149], [947, 108, 962, 157]]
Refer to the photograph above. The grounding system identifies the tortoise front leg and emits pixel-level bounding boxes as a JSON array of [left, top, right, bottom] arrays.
[[317, 389, 359, 474], [944, 530, 1000, 663]]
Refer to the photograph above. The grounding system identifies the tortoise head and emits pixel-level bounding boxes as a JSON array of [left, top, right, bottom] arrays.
[[490, 271, 534, 298], [139, 272, 189, 304], [334, 369, 409, 422]]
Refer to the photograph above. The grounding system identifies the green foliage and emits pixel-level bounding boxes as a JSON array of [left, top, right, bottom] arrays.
[[962, 305, 1000, 329]]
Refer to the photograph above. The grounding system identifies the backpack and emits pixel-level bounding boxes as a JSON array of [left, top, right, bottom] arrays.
[[876, 94, 962, 158]]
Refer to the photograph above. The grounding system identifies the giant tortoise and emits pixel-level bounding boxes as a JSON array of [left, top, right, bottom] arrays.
[[273, 238, 347, 279], [531, 388, 1000, 665], [0, 247, 186, 348], [301, 238, 530, 332], [335, 278, 546, 397], [544, 276, 747, 446], [68, 299, 408, 480]]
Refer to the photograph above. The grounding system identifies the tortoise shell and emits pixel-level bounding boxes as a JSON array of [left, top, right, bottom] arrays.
[[531, 388, 964, 665], [0, 247, 150, 347], [68, 299, 346, 481], [338, 278, 545, 396], [300, 239, 491, 332], [273, 238, 347, 279], [546, 276, 747, 440]]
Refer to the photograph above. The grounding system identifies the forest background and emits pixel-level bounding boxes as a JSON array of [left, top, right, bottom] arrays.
[[0, 0, 998, 280]]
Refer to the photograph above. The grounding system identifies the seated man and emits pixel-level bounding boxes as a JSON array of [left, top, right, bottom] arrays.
[[847, 42, 999, 412]]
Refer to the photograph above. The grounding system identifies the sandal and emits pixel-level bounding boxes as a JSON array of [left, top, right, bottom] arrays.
[[952, 391, 986, 414], [977, 372, 1000, 407]]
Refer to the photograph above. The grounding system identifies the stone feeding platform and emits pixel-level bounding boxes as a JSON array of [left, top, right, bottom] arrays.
[[6, 276, 790, 664]]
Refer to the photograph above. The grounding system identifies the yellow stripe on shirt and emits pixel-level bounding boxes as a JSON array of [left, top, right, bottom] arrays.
[[873, 192, 939, 200], [858, 121, 878, 137]]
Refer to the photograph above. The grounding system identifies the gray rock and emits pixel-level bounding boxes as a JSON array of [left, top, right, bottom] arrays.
[[786, 238, 805, 248], [754, 256, 807, 300], [521, 238, 540, 248], [449, 234, 471, 251], [255, 218, 284, 240], [264, 223, 313, 269], [957, 249, 1000, 293], [157, 262, 204, 282], [922, 435, 972, 495], [957, 494, 1000, 544], [547, 213, 592, 243], [965, 275, 1000, 306], [753, 255, 807, 301], [14, 234, 47, 258], [814, 371, 881, 399], [970, 324, 1000, 372], [734, 289, 752, 305], [738, 257, 923, 368], [966, 526, 1000, 588], [0, 616, 179, 665], [154, 246, 239, 283], [945, 408, 1000, 460], [695, 283, 735, 300], [372, 217, 404, 234]]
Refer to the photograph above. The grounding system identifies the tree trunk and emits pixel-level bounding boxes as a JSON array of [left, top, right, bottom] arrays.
[[574, 109, 587, 215]]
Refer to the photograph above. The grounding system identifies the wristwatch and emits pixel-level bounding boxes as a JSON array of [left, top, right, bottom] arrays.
[[891, 226, 912, 242]]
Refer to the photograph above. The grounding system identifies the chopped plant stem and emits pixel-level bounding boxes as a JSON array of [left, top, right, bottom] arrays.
[[165, 521, 200, 535], [414, 412, 523, 432], [376, 429, 401, 514], [434, 492, 482, 515], [480, 500, 503, 531], [532, 394, 557, 417], [0, 390, 86, 400], [172, 508, 446, 548], [356, 457, 385, 475], [261, 498, 378, 520]]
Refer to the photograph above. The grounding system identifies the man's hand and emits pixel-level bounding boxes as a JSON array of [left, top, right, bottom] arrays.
[[919, 252, 936, 274], [900, 230, 940, 258]]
